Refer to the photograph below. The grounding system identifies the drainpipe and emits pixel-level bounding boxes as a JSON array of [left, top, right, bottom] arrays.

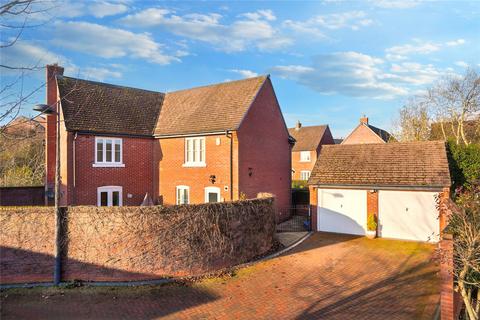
[[226, 131, 233, 201], [73, 132, 77, 204]]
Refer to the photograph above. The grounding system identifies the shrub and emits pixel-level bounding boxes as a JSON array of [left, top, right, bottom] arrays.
[[292, 180, 308, 189], [447, 141, 480, 190], [367, 214, 377, 231]]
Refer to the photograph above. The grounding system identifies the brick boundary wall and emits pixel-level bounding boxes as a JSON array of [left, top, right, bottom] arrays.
[[440, 233, 463, 320], [0, 197, 275, 284], [0, 186, 45, 206]]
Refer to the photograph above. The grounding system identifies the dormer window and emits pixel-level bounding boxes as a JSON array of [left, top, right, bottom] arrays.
[[93, 137, 124, 167], [300, 151, 311, 162]]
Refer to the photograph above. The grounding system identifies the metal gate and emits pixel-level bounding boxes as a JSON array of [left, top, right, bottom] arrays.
[[276, 205, 311, 232]]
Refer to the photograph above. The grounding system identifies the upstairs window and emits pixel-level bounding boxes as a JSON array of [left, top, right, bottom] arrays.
[[184, 137, 205, 166], [95, 137, 123, 167], [176, 186, 189, 205], [300, 171, 311, 181], [300, 151, 311, 162]]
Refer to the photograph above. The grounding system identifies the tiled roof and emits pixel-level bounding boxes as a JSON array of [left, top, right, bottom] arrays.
[[155, 76, 267, 136], [309, 141, 451, 188], [57, 75, 268, 137], [288, 125, 329, 151], [57, 76, 164, 136], [367, 124, 394, 142]]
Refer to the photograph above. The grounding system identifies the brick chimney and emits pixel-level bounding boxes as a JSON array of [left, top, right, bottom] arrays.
[[360, 115, 369, 125], [45, 64, 64, 197], [295, 120, 302, 130]]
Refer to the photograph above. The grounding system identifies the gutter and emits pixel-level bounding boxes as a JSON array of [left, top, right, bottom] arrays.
[[226, 130, 234, 201], [309, 184, 448, 192], [155, 131, 229, 139]]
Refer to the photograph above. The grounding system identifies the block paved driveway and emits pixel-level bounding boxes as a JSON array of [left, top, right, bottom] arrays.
[[1, 232, 440, 320]]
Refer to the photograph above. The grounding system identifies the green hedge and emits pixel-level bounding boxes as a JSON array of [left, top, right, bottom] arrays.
[[447, 141, 480, 189]]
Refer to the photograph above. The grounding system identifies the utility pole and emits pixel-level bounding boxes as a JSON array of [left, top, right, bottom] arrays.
[[53, 101, 61, 285]]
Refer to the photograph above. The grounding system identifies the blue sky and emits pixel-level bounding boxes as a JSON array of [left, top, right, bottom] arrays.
[[2, 0, 479, 137]]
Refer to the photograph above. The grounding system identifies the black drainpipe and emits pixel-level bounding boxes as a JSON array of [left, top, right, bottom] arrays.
[[226, 131, 233, 201]]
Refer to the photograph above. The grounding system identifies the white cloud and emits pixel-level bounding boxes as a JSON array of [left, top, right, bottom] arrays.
[[79, 67, 123, 81], [455, 61, 468, 68], [386, 41, 440, 56], [271, 52, 407, 99], [1, 40, 68, 71], [119, 8, 291, 52], [241, 9, 276, 21], [271, 51, 450, 99], [55, 0, 128, 18], [369, 0, 422, 9], [50, 21, 180, 65], [228, 69, 259, 78], [89, 1, 128, 18], [446, 39, 466, 46], [1, 40, 124, 81], [283, 11, 373, 38]]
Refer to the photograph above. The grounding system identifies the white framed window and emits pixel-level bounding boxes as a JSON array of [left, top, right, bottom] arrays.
[[300, 170, 311, 181], [97, 186, 122, 206], [176, 185, 190, 205], [205, 186, 221, 203], [94, 137, 124, 167], [300, 151, 311, 162], [183, 137, 206, 167]]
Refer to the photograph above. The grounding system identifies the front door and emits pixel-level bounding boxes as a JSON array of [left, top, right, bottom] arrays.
[[205, 187, 221, 203]]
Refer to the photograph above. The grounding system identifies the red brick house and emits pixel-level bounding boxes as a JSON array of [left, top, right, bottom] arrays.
[[288, 122, 334, 181], [44, 65, 293, 218], [341, 116, 393, 144]]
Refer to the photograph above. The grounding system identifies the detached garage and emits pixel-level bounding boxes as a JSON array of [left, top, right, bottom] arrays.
[[308, 141, 451, 242]]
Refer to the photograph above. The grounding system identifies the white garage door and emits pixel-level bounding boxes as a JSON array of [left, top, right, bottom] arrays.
[[317, 189, 367, 235], [379, 190, 440, 242]]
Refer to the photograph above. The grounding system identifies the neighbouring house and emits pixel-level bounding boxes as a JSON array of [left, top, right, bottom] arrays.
[[341, 116, 393, 145], [288, 122, 334, 183], [44, 64, 293, 219], [308, 141, 451, 242]]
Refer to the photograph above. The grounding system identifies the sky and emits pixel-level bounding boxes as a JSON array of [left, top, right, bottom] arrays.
[[2, 0, 479, 138]]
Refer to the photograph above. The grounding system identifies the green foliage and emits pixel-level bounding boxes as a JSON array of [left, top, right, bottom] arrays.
[[292, 180, 308, 189], [367, 214, 377, 231], [447, 140, 480, 189]]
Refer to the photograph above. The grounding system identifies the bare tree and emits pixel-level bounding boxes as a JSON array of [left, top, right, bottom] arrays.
[[427, 68, 480, 145], [393, 97, 431, 142], [0, 0, 54, 131], [441, 186, 480, 320]]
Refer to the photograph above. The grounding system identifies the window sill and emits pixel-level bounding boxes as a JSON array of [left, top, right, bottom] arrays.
[[182, 162, 206, 168], [92, 163, 125, 168], [299, 160, 311, 163]]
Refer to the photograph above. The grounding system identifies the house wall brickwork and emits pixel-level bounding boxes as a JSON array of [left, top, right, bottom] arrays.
[[65, 134, 156, 206], [45, 65, 64, 201], [237, 79, 292, 220], [291, 151, 317, 180], [342, 124, 385, 145], [309, 185, 318, 231], [291, 127, 334, 181], [158, 134, 238, 206]]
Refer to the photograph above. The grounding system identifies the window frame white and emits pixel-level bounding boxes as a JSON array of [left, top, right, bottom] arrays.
[[300, 170, 311, 181], [204, 186, 221, 203], [299, 151, 311, 162], [183, 137, 206, 167], [176, 185, 190, 205], [93, 137, 125, 167], [97, 186, 123, 206]]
